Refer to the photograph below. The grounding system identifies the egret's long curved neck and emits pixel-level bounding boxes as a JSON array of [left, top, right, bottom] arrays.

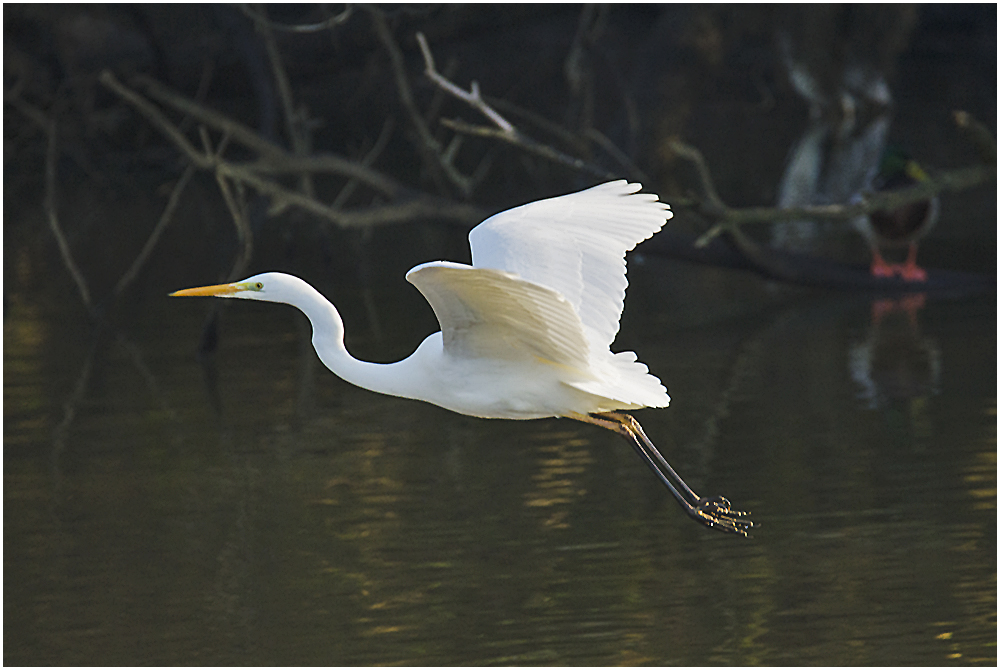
[[288, 284, 424, 401]]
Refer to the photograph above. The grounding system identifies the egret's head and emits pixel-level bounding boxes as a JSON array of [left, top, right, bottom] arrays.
[[170, 272, 304, 303]]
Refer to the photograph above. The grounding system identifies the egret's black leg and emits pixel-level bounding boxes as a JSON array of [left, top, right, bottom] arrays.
[[575, 412, 753, 536]]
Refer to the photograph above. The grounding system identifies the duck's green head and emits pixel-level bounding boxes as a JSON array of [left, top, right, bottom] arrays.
[[879, 145, 929, 183]]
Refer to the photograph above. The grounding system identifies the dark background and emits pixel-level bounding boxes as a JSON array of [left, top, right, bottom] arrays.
[[4, 4, 996, 307]]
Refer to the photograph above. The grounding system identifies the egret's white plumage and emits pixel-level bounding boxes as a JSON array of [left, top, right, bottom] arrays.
[[172, 181, 752, 535], [468, 180, 668, 351]]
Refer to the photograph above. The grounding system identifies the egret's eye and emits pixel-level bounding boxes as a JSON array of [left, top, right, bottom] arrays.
[[254, 282, 264, 290]]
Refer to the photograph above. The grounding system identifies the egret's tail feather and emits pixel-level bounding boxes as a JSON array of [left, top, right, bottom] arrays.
[[567, 351, 670, 409]]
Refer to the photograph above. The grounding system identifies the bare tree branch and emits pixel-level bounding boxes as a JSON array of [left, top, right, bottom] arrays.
[[331, 116, 395, 210], [652, 122, 996, 291], [43, 117, 94, 314], [486, 95, 586, 150], [198, 127, 254, 280], [440, 117, 619, 181], [129, 74, 401, 197], [416, 32, 515, 134], [99, 70, 481, 228], [254, 3, 316, 197], [417, 32, 621, 182], [238, 3, 354, 33], [584, 127, 650, 183], [669, 127, 996, 249], [369, 10, 472, 195], [954, 109, 997, 164], [113, 164, 197, 297]]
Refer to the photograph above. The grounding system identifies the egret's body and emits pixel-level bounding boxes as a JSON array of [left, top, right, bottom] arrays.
[[173, 181, 751, 534]]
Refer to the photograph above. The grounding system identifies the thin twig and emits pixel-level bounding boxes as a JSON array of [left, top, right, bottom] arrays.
[[669, 139, 726, 214], [238, 3, 353, 33], [417, 33, 622, 182], [216, 172, 254, 280], [369, 10, 471, 194], [422, 54, 461, 128], [99, 70, 483, 229], [177, 58, 216, 134], [200, 126, 254, 279], [113, 164, 197, 297], [416, 32, 515, 134], [124, 73, 400, 197], [440, 117, 619, 181], [224, 155, 480, 227], [953, 109, 996, 164], [331, 116, 395, 210], [255, 3, 315, 197], [487, 95, 587, 153], [133, 73, 284, 158], [584, 127, 649, 183], [43, 118, 94, 314]]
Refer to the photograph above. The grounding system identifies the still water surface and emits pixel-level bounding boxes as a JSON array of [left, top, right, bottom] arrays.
[[4, 260, 996, 665]]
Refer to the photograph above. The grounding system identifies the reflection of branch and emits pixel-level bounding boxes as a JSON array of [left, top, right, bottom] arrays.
[[52, 327, 183, 508], [682, 322, 768, 486], [51, 330, 100, 507]]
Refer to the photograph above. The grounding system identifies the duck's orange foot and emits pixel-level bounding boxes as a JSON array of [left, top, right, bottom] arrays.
[[897, 262, 928, 282], [870, 257, 897, 279]]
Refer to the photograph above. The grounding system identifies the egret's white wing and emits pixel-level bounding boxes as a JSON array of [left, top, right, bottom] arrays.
[[406, 261, 590, 369], [468, 181, 671, 351]]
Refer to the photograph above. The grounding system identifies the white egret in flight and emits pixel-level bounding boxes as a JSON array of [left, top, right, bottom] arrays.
[[172, 181, 752, 535]]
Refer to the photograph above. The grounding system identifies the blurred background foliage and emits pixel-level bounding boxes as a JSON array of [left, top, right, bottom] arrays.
[[3, 3, 995, 315]]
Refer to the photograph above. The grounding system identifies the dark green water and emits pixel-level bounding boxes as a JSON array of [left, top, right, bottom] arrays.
[[4, 255, 995, 665]]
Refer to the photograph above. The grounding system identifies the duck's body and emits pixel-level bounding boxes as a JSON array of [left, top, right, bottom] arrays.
[[858, 149, 939, 281]]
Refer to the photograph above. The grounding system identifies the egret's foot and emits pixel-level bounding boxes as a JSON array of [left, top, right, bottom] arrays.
[[688, 495, 754, 536]]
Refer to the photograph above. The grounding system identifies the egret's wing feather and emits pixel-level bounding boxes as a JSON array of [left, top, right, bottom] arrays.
[[406, 262, 590, 368], [468, 180, 672, 351]]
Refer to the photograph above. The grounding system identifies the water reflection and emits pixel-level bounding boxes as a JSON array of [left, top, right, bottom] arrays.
[[3, 278, 995, 665], [849, 294, 941, 410]]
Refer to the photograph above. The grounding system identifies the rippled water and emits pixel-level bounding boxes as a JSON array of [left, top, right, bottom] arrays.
[[4, 258, 996, 665]]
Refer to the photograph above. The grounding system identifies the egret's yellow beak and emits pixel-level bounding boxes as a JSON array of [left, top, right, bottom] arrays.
[[170, 282, 244, 297]]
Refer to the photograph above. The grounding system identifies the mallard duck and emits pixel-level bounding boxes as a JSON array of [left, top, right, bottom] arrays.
[[859, 148, 939, 281]]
